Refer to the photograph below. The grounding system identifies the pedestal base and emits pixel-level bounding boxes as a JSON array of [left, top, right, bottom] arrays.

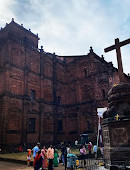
[[102, 118, 130, 169]]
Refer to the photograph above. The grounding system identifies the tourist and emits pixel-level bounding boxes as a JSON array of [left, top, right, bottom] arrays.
[[57, 153, 60, 163], [93, 144, 97, 158], [53, 146, 58, 167], [75, 140, 78, 147], [41, 146, 48, 169], [88, 142, 92, 155], [67, 144, 71, 154], [18, 145, 23, 152], [61, 143, 66, 165], [32, 142, 40, 159], [33, 150, 43, 170], [47, 145, 54, 170], [27, 149, 31, 166], [80, 145, 86, 168], [100, 146, 104, 158]]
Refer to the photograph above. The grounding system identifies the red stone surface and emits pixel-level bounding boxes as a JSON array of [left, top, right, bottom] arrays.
[[0, 20, 129, 150]]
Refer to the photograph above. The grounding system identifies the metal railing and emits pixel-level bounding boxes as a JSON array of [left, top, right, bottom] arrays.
[[65, 155, 130, 170], [66, 155, 105, 170]]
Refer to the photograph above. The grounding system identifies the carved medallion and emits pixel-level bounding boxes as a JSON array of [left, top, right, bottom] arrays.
[[112, 127, 128, 146]]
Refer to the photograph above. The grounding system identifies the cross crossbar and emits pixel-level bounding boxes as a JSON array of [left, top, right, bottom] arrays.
[[104, 38, 130, 52], [104, 38, 130, 83]]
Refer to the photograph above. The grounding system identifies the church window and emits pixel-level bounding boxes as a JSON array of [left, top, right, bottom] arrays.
[[84, 68, 89, 76], [28, 118, 36, 133], [87, 120, 90, 130], [57, 96, 62, 105], [102, 89, 105, 98], [58, 120, 63, 132], [109, 77, 112, 82], [84, 69, 87, 76], [30, 89, 36, 101], [24, 36, 29, 46]]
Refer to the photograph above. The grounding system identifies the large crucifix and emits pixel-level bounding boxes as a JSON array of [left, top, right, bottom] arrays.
[[104, 38, 130, 83]]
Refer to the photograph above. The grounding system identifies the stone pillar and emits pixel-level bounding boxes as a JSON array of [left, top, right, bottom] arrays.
[[102, 83, 130, 169]]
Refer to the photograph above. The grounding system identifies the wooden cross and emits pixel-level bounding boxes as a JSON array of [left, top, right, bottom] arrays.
[[104, 38, 130, 83]]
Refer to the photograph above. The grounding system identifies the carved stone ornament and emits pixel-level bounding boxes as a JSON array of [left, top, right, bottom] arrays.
[[112, 127, 128, 146]]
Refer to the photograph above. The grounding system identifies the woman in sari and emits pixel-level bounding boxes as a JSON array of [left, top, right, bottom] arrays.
[[33, 150, 42, 170], [53, 147, 58, 167], [41, 146, 48, 169]]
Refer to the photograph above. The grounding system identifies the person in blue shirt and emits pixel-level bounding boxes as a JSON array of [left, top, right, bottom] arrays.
[[93, 144, 97, 158], [32, 142, 40, 159]]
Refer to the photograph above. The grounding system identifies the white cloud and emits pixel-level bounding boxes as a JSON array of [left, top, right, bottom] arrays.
[[0, 0, 16, 26]]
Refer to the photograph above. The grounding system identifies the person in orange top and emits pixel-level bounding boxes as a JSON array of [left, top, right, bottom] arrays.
[[27, 149, 31, 166], [47, 145, 54, 170]]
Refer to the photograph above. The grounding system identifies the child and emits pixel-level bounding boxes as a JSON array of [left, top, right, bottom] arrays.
[[27, 149, 31, 166]]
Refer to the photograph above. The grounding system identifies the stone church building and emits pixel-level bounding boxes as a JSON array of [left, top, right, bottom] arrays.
[[0, 19, 129, 150]]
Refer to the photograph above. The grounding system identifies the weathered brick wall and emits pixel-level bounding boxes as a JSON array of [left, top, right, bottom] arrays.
[[9, 68, 24, 95], [61, 52, 123, 142], [26, 51, 40, 73], [44, 57, 53, 78], [0, 20, 130, 149], [0, 73, 5, 94], [0, 22, 41, 148], [0, 97, 4, 146], [0, 96, 10, 146], [8, 42, 25, 67]]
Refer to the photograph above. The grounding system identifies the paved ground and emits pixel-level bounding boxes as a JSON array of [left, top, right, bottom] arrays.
[[0, 161, 64, 170], [0, 161, 32, 170], [0, 161, 107, 170]]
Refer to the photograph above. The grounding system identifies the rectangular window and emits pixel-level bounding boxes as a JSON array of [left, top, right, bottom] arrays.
[[58, 120, 63, 132], [84, 69, 89, 76], [30, 89, 36, 101], [102, 89, 105, 98], [87, 120, 90, 130], [57, 96, 62, 105], [84, 69, 87, 76], [28, 118, 36, 133]]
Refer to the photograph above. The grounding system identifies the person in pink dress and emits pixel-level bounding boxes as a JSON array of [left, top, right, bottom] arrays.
[[41, 146, 48, 169]]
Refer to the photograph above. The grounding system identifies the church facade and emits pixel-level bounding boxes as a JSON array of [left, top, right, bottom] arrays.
[[0, 19, 129, 150]]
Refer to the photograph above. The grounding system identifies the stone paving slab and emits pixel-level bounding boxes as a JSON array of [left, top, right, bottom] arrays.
[[0, 161, 107, 170], [0, 161, 32, 170]]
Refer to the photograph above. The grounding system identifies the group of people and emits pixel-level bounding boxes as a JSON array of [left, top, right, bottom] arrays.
[[27, 142, 59, 170], [79, 142, 95, 168], [27, 141, 102, 170], [60, 143, 71, 167], [79, 142, 103, 166]]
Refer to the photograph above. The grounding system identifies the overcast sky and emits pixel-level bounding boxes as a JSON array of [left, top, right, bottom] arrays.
[[0, 0, 130, 74]]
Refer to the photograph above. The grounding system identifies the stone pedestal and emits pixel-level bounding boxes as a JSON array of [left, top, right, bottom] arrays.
[[102, 83, 130, 169]]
